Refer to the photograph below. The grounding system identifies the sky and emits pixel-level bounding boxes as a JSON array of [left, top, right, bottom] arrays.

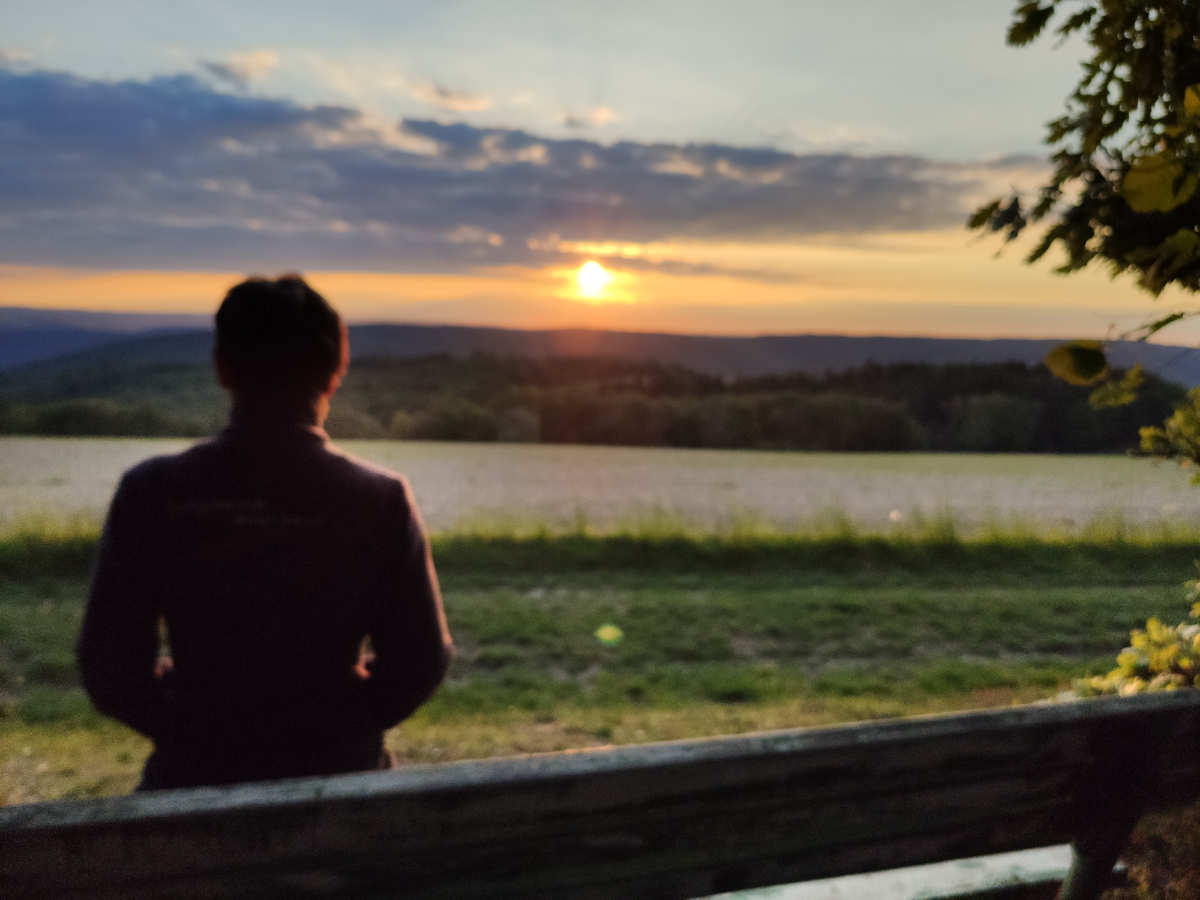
[[1, 1, 1195, 340]]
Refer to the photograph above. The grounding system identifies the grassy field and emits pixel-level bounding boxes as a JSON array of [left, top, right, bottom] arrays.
[[2, 520, 1196, 807], [5, 437, 1200, 537]]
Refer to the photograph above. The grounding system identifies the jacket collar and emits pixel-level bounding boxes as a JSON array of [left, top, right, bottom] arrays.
[[223, 405, 329, 444]]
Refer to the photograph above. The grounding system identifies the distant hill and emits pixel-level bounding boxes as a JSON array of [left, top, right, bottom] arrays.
[[0, 307, 209, 371], [2, 309, 1199, 385], [347, 325, 1200, 386], [0, 307, 210, 332], [2, 309, 1200, 386], [0, 327, 127, 372]]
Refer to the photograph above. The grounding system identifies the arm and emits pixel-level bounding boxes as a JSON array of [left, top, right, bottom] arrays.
[[77, 470, 174, 739], [361, 479, 454, 731]]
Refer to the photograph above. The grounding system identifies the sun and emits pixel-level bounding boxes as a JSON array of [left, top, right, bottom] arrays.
[[576, 260, 613, 299]]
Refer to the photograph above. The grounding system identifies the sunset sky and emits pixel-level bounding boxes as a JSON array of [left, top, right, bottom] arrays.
[[2, 1, 1196, 340]]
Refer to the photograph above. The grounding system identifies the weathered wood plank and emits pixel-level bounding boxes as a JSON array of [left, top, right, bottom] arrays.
[[4, 693, 1200, 898]]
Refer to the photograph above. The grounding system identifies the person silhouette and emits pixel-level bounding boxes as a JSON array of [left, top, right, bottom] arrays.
[[78, 275, 453, 790]]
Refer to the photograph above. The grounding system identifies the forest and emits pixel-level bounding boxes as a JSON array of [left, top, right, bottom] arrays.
[[0, 353, 1184, 453]]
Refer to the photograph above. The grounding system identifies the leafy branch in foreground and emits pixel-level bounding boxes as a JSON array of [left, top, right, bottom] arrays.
[[975, 4, 1200, 462], [976, 6, 1200, 711], [973, 2, 1200, 308], [1139, 386, 1200, 477]]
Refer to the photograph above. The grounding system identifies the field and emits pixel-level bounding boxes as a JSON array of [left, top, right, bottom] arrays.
[[3, 438, 1200, 825], [3, 437, 1200, 534]]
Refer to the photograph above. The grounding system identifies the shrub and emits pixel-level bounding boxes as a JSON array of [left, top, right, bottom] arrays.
[[1075, 593, 1200, 697]]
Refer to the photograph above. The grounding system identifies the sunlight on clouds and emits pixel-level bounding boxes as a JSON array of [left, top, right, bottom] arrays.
[[408, 81, 492, 112], [527, 227, 1190, 337], [782, 120, 906, 153], [225, 50, 278, 80], [200, 50, 279, 89], [562, 106, 618, 129], [649, 154, 706, 178], [475, 134, 549, 167], [2, 224, 1191, 340], [588, 106, 617, 126], [0, 47, 33, 67]]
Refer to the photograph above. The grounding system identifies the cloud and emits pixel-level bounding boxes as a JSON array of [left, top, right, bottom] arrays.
[[781, 121, 908, 153], [200, 50, 279, 89], [563, 106, 618, 129], [0, 66, 1035, 274], [0, 48, 33, 69], [408, 81, 491, 112], [445, 225, 504, 246]]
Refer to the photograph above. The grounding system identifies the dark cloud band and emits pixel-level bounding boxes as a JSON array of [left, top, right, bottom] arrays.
[[0, 65, 1035, 273]]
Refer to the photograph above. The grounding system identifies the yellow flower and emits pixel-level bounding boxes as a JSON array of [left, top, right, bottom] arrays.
[[1119, 678, 1146, 697]]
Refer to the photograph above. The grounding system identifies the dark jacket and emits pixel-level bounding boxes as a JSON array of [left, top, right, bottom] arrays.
[[78, 416, 453, 788]]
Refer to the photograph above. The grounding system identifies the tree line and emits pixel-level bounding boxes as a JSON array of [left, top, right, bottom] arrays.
[[0, 353, 1184, 452]]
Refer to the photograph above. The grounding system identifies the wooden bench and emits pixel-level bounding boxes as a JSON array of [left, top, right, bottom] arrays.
[[4, 691, 1200, 899]]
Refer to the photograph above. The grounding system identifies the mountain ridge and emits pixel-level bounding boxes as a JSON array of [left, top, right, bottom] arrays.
[[2, 308, 1199, 385]]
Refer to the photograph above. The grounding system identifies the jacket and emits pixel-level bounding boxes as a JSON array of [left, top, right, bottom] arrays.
[[78, 415, 453, 787]]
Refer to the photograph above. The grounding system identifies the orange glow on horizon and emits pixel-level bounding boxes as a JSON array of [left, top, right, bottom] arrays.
[[0, 227, 1187, 341]]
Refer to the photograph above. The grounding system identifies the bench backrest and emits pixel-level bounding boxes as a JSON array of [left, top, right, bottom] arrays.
[[5, 692, 1200, 898]]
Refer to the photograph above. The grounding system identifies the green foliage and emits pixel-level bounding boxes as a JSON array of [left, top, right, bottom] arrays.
[[496, 406, 539, 442], [408, 396, 500, 441], [946, 393, 1042, 451], [0, 525, 100, 581], [7, 399, 208, 437], [6, 354, 1176, 451], [975, 2, 1200, 306], [1140, 386, 1200, 479], [1075, 600, 1200, 698], [322, 404, 387, 439], [14, 688, 100, 725], [1089, 363, 1145, 408]]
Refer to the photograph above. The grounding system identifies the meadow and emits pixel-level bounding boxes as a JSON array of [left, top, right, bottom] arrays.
[[3, 436, 1200, 535], [3, 437, 1200, 815]]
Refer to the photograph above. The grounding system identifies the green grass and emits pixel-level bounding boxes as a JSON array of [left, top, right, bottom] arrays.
[[2, 523, 1195, 805]]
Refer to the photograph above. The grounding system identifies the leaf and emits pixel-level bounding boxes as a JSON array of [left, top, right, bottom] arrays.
[[1008, 3, 1055, 47], [966, 200, 1001, 230], [1056, 8, 1095, 37], [1045, 341, 1108, 386], [1136, 229, 1200, 294], [1122, 153, 1198, 213], [1089, 365, 1145, 409], [1186, 85, 1200, 119]]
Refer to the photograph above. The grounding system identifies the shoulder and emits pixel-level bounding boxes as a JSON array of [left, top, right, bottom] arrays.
[[320, 444, 420, 516], [115, 448, 189, 494], [116, 438, 218, 488], [112, 437, 245, 511]]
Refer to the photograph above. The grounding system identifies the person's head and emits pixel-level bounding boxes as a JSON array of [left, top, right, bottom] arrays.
[[214, 275, 348, 421]]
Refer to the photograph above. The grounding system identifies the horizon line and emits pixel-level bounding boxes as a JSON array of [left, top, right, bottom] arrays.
[[0, 304, 1187, 348]]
